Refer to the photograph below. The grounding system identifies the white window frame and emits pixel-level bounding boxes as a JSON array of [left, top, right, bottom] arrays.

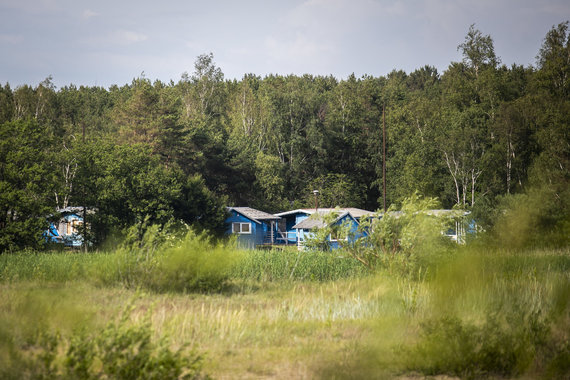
[[232, 222, 252, 234], [328, 232, 348, 243]]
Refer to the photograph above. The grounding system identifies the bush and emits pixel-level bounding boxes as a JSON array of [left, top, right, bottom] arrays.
[[150, 231, 239, 292], [0, 304, 209, 380], [66, 307, 207, 379], [98, 226, 240, 293], [403, 311, 548, 379]]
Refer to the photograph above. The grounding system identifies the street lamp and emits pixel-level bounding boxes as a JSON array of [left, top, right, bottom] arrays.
[[313, 190, 319, 211]]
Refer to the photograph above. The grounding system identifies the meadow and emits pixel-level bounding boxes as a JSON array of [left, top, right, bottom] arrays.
[[1, 228, 569, 379]]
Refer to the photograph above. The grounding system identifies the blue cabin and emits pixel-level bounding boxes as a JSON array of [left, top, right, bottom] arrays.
[[275, 208, 373, 248], [274, 209, 312, 244], [44, 207, 89, 248], [291, 210, 368, 250], [425, 209, 475, 244], [225, 207, 281, 248]]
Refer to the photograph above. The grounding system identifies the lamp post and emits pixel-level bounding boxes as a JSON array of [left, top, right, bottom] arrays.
[[313, 190, 319, 211]]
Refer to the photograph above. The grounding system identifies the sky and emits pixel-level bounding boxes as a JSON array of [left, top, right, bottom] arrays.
[[1, 0, 569, 89]]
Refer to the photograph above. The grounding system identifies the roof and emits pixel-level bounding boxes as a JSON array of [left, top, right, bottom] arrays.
[[228, 207, 280, 224], [292, 210, 356, 230], [374, 209, 470, 218], [426, 209, 471, 217], [57, 206, 97, 215], [274, 208, 312, 217], [275, 207, 373, 218]]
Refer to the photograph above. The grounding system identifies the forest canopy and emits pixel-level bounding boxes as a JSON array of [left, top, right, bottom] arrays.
[[1, 23, 568, 251]]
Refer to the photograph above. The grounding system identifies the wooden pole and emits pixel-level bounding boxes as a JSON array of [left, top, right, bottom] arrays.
[[382, 103, 387, 213], [82, 123, 87, 252]]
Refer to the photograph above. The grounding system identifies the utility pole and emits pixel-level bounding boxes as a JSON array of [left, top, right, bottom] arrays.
[[82, 122, 87, 253], [382, 103, 387, 213]]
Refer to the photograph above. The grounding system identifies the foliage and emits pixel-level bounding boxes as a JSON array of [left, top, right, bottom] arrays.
[[403, 311, 549, 379], [97, 226, 240, 293], [0, 300, 208, 380], [491, 184, 570, 249], [303, 173, 365, 208], [65, 305, 207, 380], [0, 119, 57, 252]]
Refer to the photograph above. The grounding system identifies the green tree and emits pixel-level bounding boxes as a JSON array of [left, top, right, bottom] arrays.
[[303, 173, 365, 208], [0, 83, 14, 123], [536, 21, 570, 98], [458, 24, 500, 79], [253, 151, 287, 212], [0, 120, 57, 251]]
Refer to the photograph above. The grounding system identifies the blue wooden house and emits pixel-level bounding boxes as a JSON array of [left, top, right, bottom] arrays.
[[425, 209, 474, 244], [45, 207, 89, 248], [225, 207, 281, 248], [290, 209, 369, 249], [274, 208, 373, 248]]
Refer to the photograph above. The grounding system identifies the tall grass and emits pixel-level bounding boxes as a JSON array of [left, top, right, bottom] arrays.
[[93, 228, 241, 293], [232, 247, 369, 282], [0, 249, 111, 283]]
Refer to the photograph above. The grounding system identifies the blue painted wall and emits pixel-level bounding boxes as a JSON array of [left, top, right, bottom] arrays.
[[225, 210, 278, 248], [225, 210, 261, 248], [279, 211, 310, 242], [297, 213, 366, 250], [44, 212, 85, 247]]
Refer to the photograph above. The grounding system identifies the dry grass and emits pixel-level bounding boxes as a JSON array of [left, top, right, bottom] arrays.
[[119, 277, 404, 378], [0, 275, 411, 379]]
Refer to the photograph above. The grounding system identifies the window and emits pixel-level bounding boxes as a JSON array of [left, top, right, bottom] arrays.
[[232, 222, 252, 234]]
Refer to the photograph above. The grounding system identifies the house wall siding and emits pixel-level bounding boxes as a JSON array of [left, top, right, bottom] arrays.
[[225, 211, 260, 248]]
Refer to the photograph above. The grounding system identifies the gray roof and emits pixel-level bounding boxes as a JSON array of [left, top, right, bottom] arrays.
[[374, 209, 470, 218], [228, 207, 280, 223], [292, 210, 353, 230], [56, 206, 97, 215], [275, 207, 373, 218], [425, 209, 471, 217]]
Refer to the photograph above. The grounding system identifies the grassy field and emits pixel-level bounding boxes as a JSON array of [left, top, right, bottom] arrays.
[[0, 238, 569, 379]]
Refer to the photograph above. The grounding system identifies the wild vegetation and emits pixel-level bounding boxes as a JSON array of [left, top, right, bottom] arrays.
[[1, 242, 568, 378], [0, 22, 569, 379], [1, 188, 569, 378]]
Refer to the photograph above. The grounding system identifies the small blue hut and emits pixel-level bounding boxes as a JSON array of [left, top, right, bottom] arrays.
[[275, 208, 373, 248], [291, 210, 368, 250], [45, 207, 91, 248], [225, 207, 281, 248]]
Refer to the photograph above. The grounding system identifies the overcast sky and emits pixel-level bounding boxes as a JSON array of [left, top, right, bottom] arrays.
[[1, 0, 569, 89]]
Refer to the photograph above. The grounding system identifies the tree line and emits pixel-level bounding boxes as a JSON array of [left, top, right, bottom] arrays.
[[1, 23, 568, 251]]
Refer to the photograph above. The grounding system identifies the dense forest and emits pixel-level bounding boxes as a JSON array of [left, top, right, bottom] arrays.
[[1, 23, 568, 251]]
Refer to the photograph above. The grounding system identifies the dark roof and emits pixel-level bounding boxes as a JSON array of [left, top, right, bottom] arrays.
[[228, 207, 280, 223]]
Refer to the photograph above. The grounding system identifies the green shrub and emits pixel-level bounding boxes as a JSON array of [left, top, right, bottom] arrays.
[[99, 227, 240, 293], [149, 231, 239, 292], [66, 307, 207, 379], [0, 304, 209, 379], [403, 311, 548, 379]]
